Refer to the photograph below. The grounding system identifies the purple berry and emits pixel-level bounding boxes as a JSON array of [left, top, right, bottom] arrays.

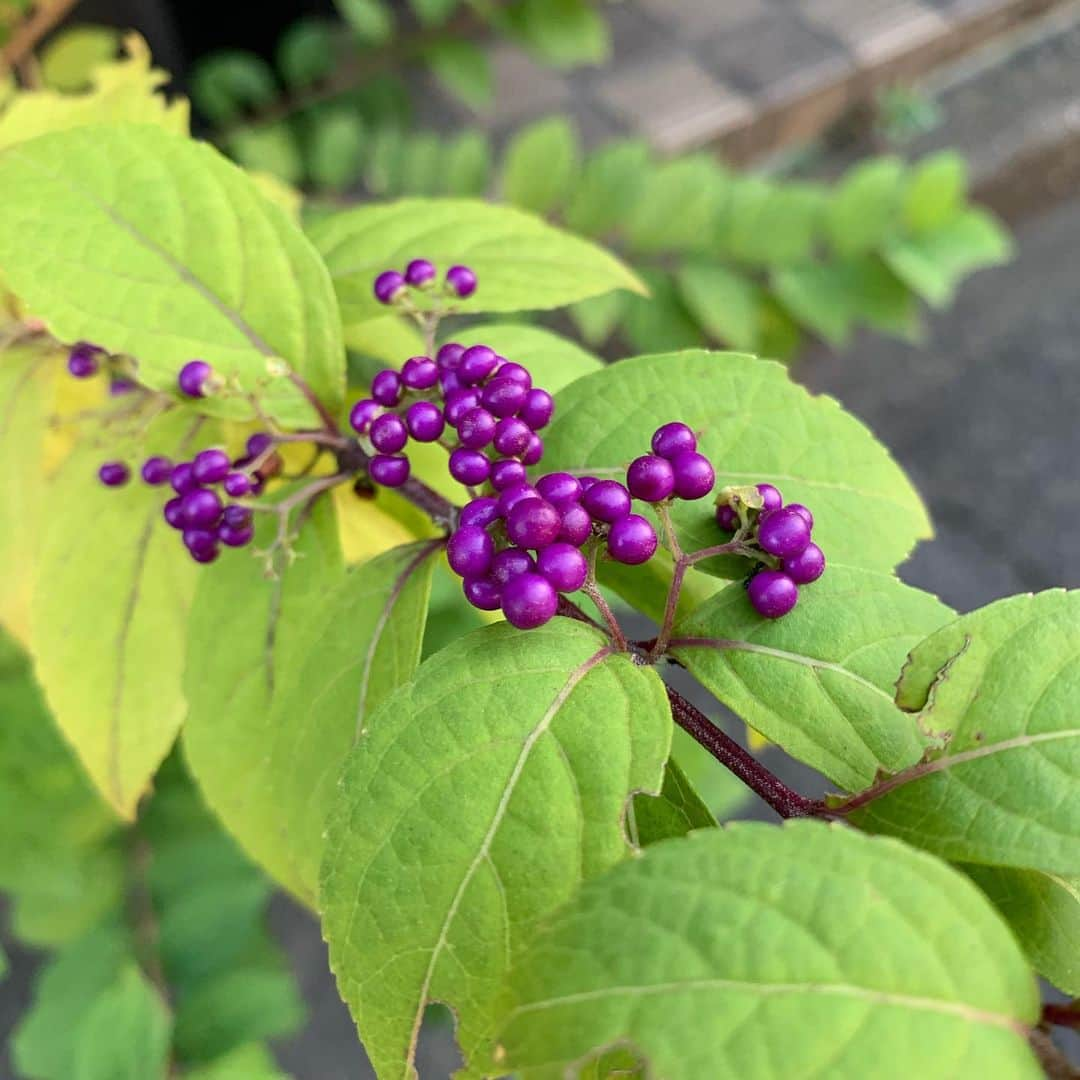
[[481, 378, 527, 419], [582, 480, 632, 524], [783, 542, 825, 585], [716, 504, 739, 531], [521, 434, 544, 467], [404, 259, 436, 287], [163, 497, 184, 528], [98, 461, 129, 487], [536, 472, 582, 506], [496, 483, 539, 519], [447, 525, 495, 578], [373, 270, 406, 304], [192, 448, 231, 485], [502, 572, 557, 629], [651, 422, 696, 460], [405, 401, 445, 442], [183, 528, 219, 559], [180, 488, 223, 529], [757, 507, 812, 559], [445, 264, 477, 298], [178, 360, 212, 398], [493, 417, 531, 457], [140, 456, 173, 486], [459, 496, 500, 529], [67, 344, 98, 378], [370, 454, 410, 487], [370, 412, 409, 454], [440, 371, 462, 395], [490, 547, 535, 586], [578, 475, 598, 492], [223, 471, 253, 497], [670, 451, 715, 500], [448, 448, 490, 486], [787, 503, 814, 529], [748, 571, 799, 619], [518, 389, 553, 430], [463, 577, 502, 611], [222, 505, 252, 529], [626, 455, 675, 503], [458, 345, 498, 385], [757, 483, 783, 511], [109, 378, 136, 396], [536, 543, 588, 593], [444, 388, 481, 427], [170, 462, 197, 495], [506, 498, 562, 550], [607, 514, 658, 565], [401, 356, 439, 389], [496, 362, 531, 389], [219, 523, 254, 548], [436, 342, 465, 371], [371, 369, 403, 407], [247, 433, 274, 459], [491, 459, 527, 492], [558, 503, 592, 546], [458, 407, 497, 449]]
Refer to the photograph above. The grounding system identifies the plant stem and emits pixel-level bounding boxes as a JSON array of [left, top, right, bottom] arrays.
[[0, 0, 81, 72], [665, 685, 822, 820], [127, 829, 169, 1001], [582, 544, 628, 651], [1042, 1002, 1080, 1030], [287, 372, 341, 436]]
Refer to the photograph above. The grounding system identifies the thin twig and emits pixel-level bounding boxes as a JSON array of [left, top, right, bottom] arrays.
[[1042, 1003, 1080, 1030], [0, 0, 80, 73], [287, 372, 342, 436]]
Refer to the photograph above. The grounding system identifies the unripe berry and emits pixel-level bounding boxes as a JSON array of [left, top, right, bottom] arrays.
[[458, 345, 498, 385], [536, 472, 582, 506], [582, 480, 632, 524], [607, 514, 658, 565], [459, 496, 499, 529], [519, 389, 553, 430], [180, 488, 223, 529], [501, 572, 557, 630], [405, 401, 445, 442], [626, 455, 675, 503], [521, 434, 544, 467], [757, 483, 783, 511], [449, 448, 490, 486], [482, 378, 527, 418], [757, 507, 811, 558], [370, 412, 409, 454], [405, 259, 436, 287], [370, 454, 410, 487], [401, 356, 439, 389], [98, 461, 129, 487], [748, 571, 799, 618], [67, 344, 98, 378], [786, 503, 814, 529], [373, 270, 406, 304], [445, 264, 477, 298], [490, 547, 534, 586], [447, 525, 495, 578], [716, 504, 739, 531], [558, 503, 592, 546], [651, 422, 696, 460], [178, 360, 212, 398], [463, 576, 501, 611], [506, 498, 562, 550], [493, 417, 531, 457], [371, 369, 403, 407], [491, 459, 527, 492], [670, 451, 715, 500], [444, 388, 481, 427], [436, 342, 465, 371], [458, 407, 496, 449], [536, 543, 588, 593], [140, 456, 173, 486], [783, 542, 825, 585], [192, 448, 231, 485]]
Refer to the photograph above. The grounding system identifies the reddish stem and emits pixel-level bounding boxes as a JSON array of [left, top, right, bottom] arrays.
[[1042, 1003, 1080, 1030]]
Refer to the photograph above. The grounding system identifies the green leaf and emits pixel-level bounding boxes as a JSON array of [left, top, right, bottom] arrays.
[[225, 122, 304, 187], [965, 866, 1080, 996], [185, 1043, 289, 1080], [425, 40, 493, 112], [452, 322, 601, 393], [308, 197, 644, 328], [631, 758, 715, 846], [276, 18, 337, 89], [903, 151, 967, 233], [410, 0, 459, 25], [826, 156, 904, 257], [398, 131, 444, 195], [305, 109, 365, 192], [623, 156, 725, 255], [847, 590, 1080, 873], [441, 129, 491, 196], [839, 255, 921, 340], [501, 116, 580, 215], [494, 823, 1041, 1079], [717, 178, 826, 266], [883, 208, 1012, 308], [569, 290, 627, 347], [73, 965, 172, 1080], [185, 524, 438, 904], [320, 618, 671, 1076], [771, 263, 854, 346], [624, 269, 704, 354], [501, 0, 610, 68], [40, 26, 120, 92], [362, 124, 405, 194], [673, 568, 953, 791], [29, 413, 203, 817], [0, 124, 346, 426], [336, 0, 395, 44], [541, 351, 931, 576], [191, 51, 278, 127], [564, 138, 650, 238], [678, 262, 761, 351]]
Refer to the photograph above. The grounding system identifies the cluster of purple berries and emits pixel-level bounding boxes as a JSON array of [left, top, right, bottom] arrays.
[[65, 341, 137, 396], [716, 483, 826, 618], [446, 421, 717, 630], [372, 259, 477, 306]]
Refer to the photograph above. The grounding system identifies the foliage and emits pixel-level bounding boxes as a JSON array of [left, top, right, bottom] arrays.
[[0, 39, 1072, 1080]]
